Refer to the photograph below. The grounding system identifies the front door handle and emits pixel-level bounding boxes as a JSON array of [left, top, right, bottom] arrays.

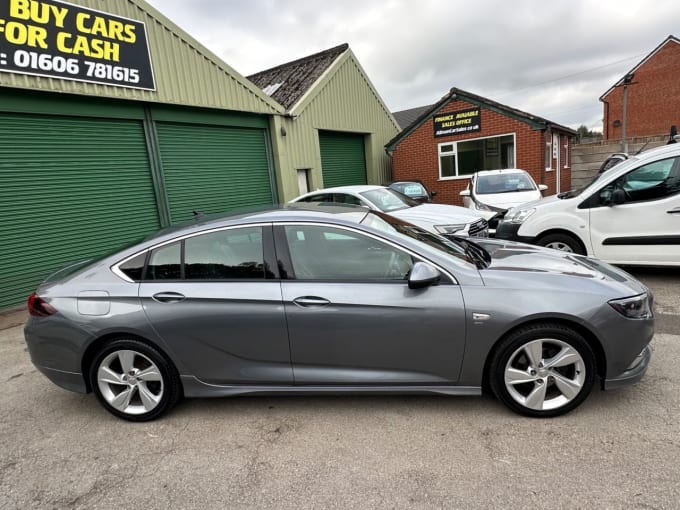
[[152, 292, 186, 303], [667, 208, 680, 214], [292, 296, 330, 308]]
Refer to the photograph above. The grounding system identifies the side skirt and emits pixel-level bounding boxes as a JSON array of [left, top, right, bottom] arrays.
[[181, 376, 482, 398]]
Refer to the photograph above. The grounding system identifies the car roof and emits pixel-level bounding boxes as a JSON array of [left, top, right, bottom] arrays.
[[474, 169, 530, 177], [298, 185, 386, 196], [144, 204, 371, 244]]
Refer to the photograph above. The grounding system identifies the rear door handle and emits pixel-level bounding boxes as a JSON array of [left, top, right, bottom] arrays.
[[667, 208, 680, 214], [152, 292, 186, 303], [292, 296, 330, 307]]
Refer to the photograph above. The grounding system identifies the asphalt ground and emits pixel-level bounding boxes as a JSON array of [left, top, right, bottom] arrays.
[[1, 267, 678, 509]]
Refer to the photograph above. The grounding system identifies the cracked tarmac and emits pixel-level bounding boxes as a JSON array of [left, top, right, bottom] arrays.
[[1, 267, 679, 509]]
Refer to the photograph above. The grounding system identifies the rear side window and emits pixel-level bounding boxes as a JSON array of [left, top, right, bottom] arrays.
[[185, 227, 266, 279], [147, 242, 182, 280]]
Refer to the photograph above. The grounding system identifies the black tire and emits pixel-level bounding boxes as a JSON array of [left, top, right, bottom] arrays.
[[89, 339, 182, 422], [488, 323, 595, 418], [536, 233, 585, 255]]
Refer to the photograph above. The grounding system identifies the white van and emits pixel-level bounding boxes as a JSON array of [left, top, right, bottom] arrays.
[[495, 143, 680, 266]]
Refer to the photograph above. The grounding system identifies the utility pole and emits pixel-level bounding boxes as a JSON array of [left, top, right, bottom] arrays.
[[621, 72, 635, 153]]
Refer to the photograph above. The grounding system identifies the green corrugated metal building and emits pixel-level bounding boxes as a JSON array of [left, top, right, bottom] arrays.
[[0, 0, 399, 309]]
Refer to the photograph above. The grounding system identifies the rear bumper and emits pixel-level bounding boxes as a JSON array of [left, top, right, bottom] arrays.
[[35, 364, 88, 393], [603, 344, 652, 390]]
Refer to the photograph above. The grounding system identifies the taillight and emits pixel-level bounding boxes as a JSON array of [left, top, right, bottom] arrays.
[[27, 293, 57, 317]]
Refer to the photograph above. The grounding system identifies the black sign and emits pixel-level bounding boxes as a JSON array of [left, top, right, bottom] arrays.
[[433, 108, 481, 137], [0, 0, 155, 90]]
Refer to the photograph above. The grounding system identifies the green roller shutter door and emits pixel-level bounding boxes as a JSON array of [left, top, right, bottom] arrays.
[[319, 131, 367, 188], [0, 113, 160, 309], [155, 122, 274, 224]]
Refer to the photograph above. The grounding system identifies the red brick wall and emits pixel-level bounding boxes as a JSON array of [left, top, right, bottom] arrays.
[[392, 98, 571, 205], [603, 40, 680, 140]]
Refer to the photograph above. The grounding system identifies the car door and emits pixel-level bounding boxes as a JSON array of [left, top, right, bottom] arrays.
[[276, 223, 467, 385], [139, 225, 292, 384], [588, 155, 680, 264]]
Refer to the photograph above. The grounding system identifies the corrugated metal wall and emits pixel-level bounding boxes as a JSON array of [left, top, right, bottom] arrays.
[[271, 53, 400, 199]]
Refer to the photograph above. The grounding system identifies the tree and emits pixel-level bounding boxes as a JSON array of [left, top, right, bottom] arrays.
[[576, 125, 601, 142]]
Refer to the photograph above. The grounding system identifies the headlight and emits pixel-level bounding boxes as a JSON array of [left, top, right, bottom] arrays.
[[474, 200, 492, 211], [504, 208, 536, 224], [434, 224, 465, 234], [608, 293, 653, 319]]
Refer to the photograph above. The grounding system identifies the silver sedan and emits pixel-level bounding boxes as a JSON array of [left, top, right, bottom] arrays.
[[24, 205, 654, 421]]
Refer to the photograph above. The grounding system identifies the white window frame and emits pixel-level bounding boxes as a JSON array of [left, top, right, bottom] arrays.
[[563, 144, 569, 168], [545, 140, 553, 171], [438, 133, 516, 181]]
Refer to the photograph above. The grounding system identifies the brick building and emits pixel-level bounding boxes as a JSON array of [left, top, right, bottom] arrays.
[[600, 35, 680, 141], [387, 88, 576, 206]]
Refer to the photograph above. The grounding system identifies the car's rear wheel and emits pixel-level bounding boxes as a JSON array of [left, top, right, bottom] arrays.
[[489, 324, 595, 417], [536, 233, 585, 255], [90, 339, 181, 421]]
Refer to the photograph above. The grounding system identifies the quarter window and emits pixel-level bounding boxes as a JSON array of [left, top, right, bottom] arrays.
[[284, 225, 413, 281]]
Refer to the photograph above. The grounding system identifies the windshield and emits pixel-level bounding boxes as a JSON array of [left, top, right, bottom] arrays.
[[361, 211, 485, 266], [476, 173, 537, 194], [359, 188, 419, 212], [391, 182, 427, 197]]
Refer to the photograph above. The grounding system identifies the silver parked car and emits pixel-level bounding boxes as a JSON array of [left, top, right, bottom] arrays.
[[290, 185, 488, 238], [24, 205, 653, 421]]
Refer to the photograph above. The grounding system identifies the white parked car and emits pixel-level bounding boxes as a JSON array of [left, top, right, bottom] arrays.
[[495, 143, 680, 266], [290, 185, 489, 238], [460, 169, 547, 234]]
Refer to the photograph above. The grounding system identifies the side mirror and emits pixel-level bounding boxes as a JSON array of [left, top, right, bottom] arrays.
[[611, 188, 626, 205], [459, 189, 471, 197], [430, 190, 437, 198], [538, 184, 548, 191], [408, 262, 441, 289]]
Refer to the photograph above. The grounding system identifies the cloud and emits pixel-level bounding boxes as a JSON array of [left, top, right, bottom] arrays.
[[146, 0, 680, 131]]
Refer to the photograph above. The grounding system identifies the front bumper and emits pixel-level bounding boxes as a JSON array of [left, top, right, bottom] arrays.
[[603, 344, 653, 390], [494, 220, 536, 244]]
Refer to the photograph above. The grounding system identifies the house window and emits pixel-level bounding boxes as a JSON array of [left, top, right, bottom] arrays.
[[438, 134, 515, 179], [564, 144, 569, 168], [439, 143, 456, 178], [545, 140, 552, 171]]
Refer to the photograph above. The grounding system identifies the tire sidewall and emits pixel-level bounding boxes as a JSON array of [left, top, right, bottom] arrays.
[[89, 339, 180, 422], [538, 233, 585, 255], [489, 324, 595, 418]]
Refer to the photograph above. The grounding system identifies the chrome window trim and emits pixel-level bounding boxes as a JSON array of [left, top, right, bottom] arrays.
[[110, 223, 272, 283]]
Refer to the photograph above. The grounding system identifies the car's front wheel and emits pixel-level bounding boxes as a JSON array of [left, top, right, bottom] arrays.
[[489, 323, 596, 417], [89, 339, 182, 421], [536, 233, 585, 255]]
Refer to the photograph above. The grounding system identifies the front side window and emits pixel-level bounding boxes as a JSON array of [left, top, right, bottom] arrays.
[[284, 225, 414, 280], [598, 157, 680, 205]]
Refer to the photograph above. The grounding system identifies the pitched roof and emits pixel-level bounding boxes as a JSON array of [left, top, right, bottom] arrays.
[[386, 87, 576, 151], [248, 43, 349, 110], [393, 105, 433, 130], [600, 35, 680, 100]]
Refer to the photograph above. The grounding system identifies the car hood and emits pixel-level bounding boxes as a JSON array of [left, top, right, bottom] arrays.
[[476, 190, 542, 209], [390, 203, 482, 226], [507, 193, 563, 213], [477, 239, 647, 294]]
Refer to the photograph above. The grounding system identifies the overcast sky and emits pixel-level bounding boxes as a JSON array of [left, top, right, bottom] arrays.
[[146, 0, 679, 131]]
